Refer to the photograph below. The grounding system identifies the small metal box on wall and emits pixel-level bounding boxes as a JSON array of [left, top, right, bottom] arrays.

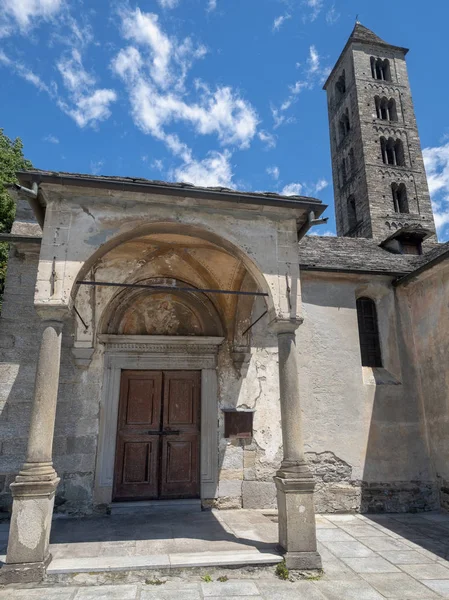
[[223, 409, 255, 439]]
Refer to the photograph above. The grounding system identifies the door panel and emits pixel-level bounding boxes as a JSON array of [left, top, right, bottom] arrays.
[[113, 371, 162, 500], [160, 371, 200, 498], [113, 370, 201, 501]]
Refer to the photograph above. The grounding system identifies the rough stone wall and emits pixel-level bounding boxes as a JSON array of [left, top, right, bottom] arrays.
[[0, 244, 40, 511], [325, 37, 436, 240], [0, 248, 101, 514], [401, 261, 449, 511]]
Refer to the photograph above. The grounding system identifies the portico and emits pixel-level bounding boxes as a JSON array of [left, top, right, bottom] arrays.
[[0, 171, 326, 582]]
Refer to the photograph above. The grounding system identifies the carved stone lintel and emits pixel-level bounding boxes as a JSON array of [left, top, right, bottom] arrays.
[[98, 335, 225, 356]]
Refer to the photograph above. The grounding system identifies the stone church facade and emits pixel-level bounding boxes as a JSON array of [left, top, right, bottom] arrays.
[[0, 23, 448, 580]]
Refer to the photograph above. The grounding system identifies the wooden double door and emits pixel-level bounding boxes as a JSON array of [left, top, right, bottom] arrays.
[[113, 370, 201, 501]]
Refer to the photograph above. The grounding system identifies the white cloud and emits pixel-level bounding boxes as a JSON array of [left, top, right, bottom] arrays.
[[0, 49, 53, 94], [152, 159, 164, 171], [307, 45, 320, 74], [90, 159, 104, 175], [258, 130, 277, 149], [111, 47, 143, 81], [157, 0, 179, 8], [271, 45, 328, 129], [326, 5, 339, 25], [289, 80, 311, 95], [305, 0, 323, 22], [112, 7, 258, 161], [43, 134, 59, 143], [59, 89, 117, 128], [308, 229, 336, 237], [267, 166, 280, 180], [314, 178, 329, 193], [273, 14, 291, 32], [207, 0, 217, 11], [173, 150, 233, 188], [282, 183, 303, 196], [423, 141, 449, 240], [56, 48, 116, 128], [57, 49, 95, 94], [282, 178, 329, 197], [0, 0, 63, 36]]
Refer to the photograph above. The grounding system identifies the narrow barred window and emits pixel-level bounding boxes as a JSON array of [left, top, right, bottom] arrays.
[[356, 297, 382, 367]]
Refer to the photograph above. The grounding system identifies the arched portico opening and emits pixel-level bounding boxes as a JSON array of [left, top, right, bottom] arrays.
[[75, 225, 273, 506]]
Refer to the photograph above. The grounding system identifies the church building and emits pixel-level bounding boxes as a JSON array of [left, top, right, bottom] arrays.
[[0, 23, 448, 582]]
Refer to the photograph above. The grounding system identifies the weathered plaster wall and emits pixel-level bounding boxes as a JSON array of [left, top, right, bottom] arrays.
[[0, 193, 440, 515], [297, 271, 437, 513], [402, 262, 449, 510]]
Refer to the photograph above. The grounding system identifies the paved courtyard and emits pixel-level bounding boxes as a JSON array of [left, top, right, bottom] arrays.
[[1, 510, 449, 598]]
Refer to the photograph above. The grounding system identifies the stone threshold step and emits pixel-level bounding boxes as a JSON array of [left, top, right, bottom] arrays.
[[110, 499, 201, 515], [47, 550, 282, 574]]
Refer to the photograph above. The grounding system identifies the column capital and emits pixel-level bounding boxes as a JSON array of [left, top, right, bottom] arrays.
[[268, 317, 303, 335], [34, 303, 70, 323]]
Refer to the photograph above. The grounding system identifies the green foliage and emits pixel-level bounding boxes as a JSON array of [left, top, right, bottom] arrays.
[[0, 129, 33, 304], [145, 578, 165, 585], [275, 560, 290, 580], [217, 575, 228, 582], [201, 574, 213, 583]]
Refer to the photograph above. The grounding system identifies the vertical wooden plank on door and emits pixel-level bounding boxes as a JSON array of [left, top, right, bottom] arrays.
[[113, 370, 162, 500], [160, 371, 201, 498]]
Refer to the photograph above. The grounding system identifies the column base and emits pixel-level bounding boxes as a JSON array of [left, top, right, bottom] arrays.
[[5, 473, 59, 574], [282, 551, 322, 570], [0, 554, 51, 584], [274, 473, 321, 570]]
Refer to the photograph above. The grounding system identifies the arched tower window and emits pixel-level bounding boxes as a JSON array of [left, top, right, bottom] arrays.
[[356, 297, 382, 367], [391, 183, 409, 213], [388, 98, 398, 121], [335, 70, 346, 102], [349, 148, 356, 175], [371, 57, 391, 81], [339, 108, 350, 141], [381, 138, 405, 166], [370, 57, 376, 79], [394, 139, 405, 166], [347, 194, 357, 230], [341, 158, 347, 186]]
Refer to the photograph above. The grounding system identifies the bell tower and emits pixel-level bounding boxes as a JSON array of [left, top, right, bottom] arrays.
[[324, 23, 436, 241]]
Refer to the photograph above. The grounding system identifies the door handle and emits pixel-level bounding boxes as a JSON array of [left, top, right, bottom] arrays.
[[143, 430, 181, 436]]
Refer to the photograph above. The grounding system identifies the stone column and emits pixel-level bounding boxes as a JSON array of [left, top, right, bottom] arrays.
[[271, 319, 321, 570], [0, 311, 65, 584]]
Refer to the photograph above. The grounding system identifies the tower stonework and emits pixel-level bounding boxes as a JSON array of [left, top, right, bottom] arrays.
[[324, 23, 436, 241]]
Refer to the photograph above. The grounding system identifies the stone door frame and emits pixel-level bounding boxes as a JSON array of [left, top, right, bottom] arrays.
[[94, 335, 224, 505]]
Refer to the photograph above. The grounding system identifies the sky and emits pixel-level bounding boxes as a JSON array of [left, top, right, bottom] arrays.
[[1, 0, 449, 241]]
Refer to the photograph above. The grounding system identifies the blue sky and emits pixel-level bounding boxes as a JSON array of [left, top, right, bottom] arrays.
[[1, 0, 449, 241]]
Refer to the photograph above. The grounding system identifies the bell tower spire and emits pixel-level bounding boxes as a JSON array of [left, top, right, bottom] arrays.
[[323, 23, 436, 241]]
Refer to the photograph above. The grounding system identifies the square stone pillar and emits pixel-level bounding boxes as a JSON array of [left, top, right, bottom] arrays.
[[0, 310, 66, 584], [271, 319, 321, 570]]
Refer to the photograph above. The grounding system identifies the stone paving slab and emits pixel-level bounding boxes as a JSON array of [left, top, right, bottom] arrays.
[[201, 581, 260, 596], [421, 580, 449, 597], [362, 573, 441, 598], [3, 510, 449, 598]]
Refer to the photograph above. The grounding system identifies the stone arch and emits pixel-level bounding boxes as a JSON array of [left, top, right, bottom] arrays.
[[70, 221, 274, 316]]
